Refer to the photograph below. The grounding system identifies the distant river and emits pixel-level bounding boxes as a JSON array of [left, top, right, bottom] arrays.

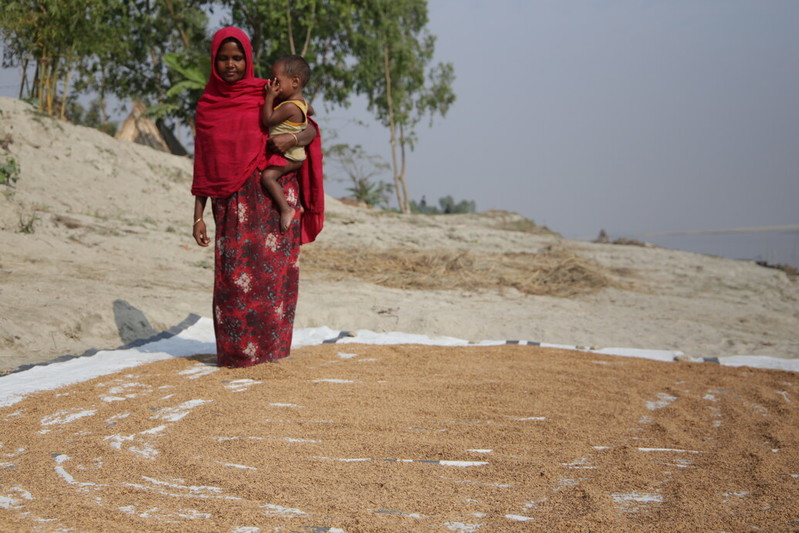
[[613, 226, 799, 269]]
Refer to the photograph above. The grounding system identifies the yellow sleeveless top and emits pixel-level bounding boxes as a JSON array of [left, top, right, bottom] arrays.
[[270, 99, 308, 162]]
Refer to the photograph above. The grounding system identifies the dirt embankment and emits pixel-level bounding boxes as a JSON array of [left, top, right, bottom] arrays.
[[0, 96, 797, 374]]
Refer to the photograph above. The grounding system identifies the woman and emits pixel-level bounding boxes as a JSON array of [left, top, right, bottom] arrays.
[[191, 26, 323, 367]]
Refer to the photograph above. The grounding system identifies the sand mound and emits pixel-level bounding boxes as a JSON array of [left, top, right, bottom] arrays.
[[0, 93, 798, 371]]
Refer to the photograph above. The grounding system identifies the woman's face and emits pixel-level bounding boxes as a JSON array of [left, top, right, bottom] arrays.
[[215, 41, 246, 83]]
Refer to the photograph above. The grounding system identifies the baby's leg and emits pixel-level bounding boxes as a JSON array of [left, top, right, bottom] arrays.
[[261, 167, 296, 234]]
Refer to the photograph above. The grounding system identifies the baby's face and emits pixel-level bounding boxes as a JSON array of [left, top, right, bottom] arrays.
[[270, 63, 296, 97]]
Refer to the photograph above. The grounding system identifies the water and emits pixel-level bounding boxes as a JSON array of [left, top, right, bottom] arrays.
[[614, 228, 799, 269]]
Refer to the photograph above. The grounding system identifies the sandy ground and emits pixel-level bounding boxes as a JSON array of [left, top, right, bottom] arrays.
[[1, 94, 798, 375]]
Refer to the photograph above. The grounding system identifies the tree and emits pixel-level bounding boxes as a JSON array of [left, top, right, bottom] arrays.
[[66, 97, 118, 136], [0, 0, 117, 118], [326, 143, 393, 208], [78, 1, 210, 129], [437, 195, 475, 214], [1, 0, 457, 159], [0, 0, 210, 131], [410, 195, 476, 215], [349, 0, 455, 213], [147, 51, 211, 135], [223, 0, 356, 106]]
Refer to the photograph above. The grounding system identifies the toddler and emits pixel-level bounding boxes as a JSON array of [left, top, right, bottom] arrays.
[[261, 54, 311, 233]]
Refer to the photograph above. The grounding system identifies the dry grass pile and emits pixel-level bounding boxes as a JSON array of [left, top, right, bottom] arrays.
[[756, 260, 798, 278], [481, 210, 558, 235], [302, 245, 619, 297]]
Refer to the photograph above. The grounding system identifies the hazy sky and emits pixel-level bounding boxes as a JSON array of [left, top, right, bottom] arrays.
[[2, 1, 798, 239], [326, 0, 799, 239]]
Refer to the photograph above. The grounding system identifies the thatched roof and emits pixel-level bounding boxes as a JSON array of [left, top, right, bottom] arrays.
[[115, 101, 187, 156]]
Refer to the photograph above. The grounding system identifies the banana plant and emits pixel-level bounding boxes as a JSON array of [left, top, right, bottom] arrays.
[[147, 52, 210, 125], [163, 52, 210, 96]]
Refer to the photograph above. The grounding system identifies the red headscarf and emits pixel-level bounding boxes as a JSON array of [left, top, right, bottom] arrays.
[[192, 27, 268, 198]]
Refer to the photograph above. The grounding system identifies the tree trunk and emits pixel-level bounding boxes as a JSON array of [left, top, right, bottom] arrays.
[[383, 44, 408, 213], [236, 1, 263, 69], [43, 56, 58, 115], [398, 123, 410, 213], [59, 47, 76, 120], [59, 62, 72, 120], [286, 0, 296, 54], [37, 54, 47, 112], [163, 0, 191, 48], [19, 58, 29, 99], [148, 47, 164, 104], [301, 0, 317, 56], [100, 73, 108, 123], [31, 61, 40, 103]]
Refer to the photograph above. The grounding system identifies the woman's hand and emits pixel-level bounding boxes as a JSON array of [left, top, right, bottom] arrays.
[[193, 196, 210, 246], [193, 219, 210, 247], [268, 125, 316, 154], [268, 133, 296, 154]]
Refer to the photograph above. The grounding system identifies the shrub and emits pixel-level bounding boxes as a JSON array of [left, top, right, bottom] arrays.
[[0, 156, 20, 186]]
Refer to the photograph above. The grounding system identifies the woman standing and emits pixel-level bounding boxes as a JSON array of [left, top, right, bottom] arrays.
[[191, 27, 323, 367]]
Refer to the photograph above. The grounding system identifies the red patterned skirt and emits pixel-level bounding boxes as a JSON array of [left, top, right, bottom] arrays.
[[211, 170, 301, 367]]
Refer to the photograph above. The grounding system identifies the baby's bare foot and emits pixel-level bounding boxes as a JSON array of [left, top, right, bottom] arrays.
[[280, 207, 296, 234]]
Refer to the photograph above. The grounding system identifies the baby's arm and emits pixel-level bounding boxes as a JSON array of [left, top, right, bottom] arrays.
[[261, 81, 279, 128], [261, 81, 303, 127], [269, 101, 303, 127], [262, 90, 303, 128]]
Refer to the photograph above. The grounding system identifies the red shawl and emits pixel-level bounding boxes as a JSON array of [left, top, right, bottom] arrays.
[[192, 27, 268, 198], [191, 26, 324, 243], [300, 119, 324, 244]]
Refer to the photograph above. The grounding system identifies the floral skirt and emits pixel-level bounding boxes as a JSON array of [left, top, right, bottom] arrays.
[[211, 170, 301, 367]]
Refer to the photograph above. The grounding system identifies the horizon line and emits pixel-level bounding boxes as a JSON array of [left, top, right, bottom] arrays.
[[638, 224, 799, 238]]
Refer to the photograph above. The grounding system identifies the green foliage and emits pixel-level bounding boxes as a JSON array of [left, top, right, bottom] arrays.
[[66, 98, 118, 136], [0, 0, 210, 128], [164, 52, 209, 85], [79, 1, 210, 128], [148, 52, 211, 123], [347, 0, 456, 212], [439, 196, 476, 214], [224, 0, 455, 129], [0, 0, 120, 117], [18, 211, 39, 234], [0, 0, 455, 152], [224, 0, 357, 107], [411, 195, 476, 215], [0, 156, 20, 186], [350, 0, 455, 130], [347, 179, 394, 208], [163, 53, 210, 95], [326, 143, 393, 208]]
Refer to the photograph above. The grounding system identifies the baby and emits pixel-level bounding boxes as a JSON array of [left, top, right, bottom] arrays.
[[261, 54, 312, 233]]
